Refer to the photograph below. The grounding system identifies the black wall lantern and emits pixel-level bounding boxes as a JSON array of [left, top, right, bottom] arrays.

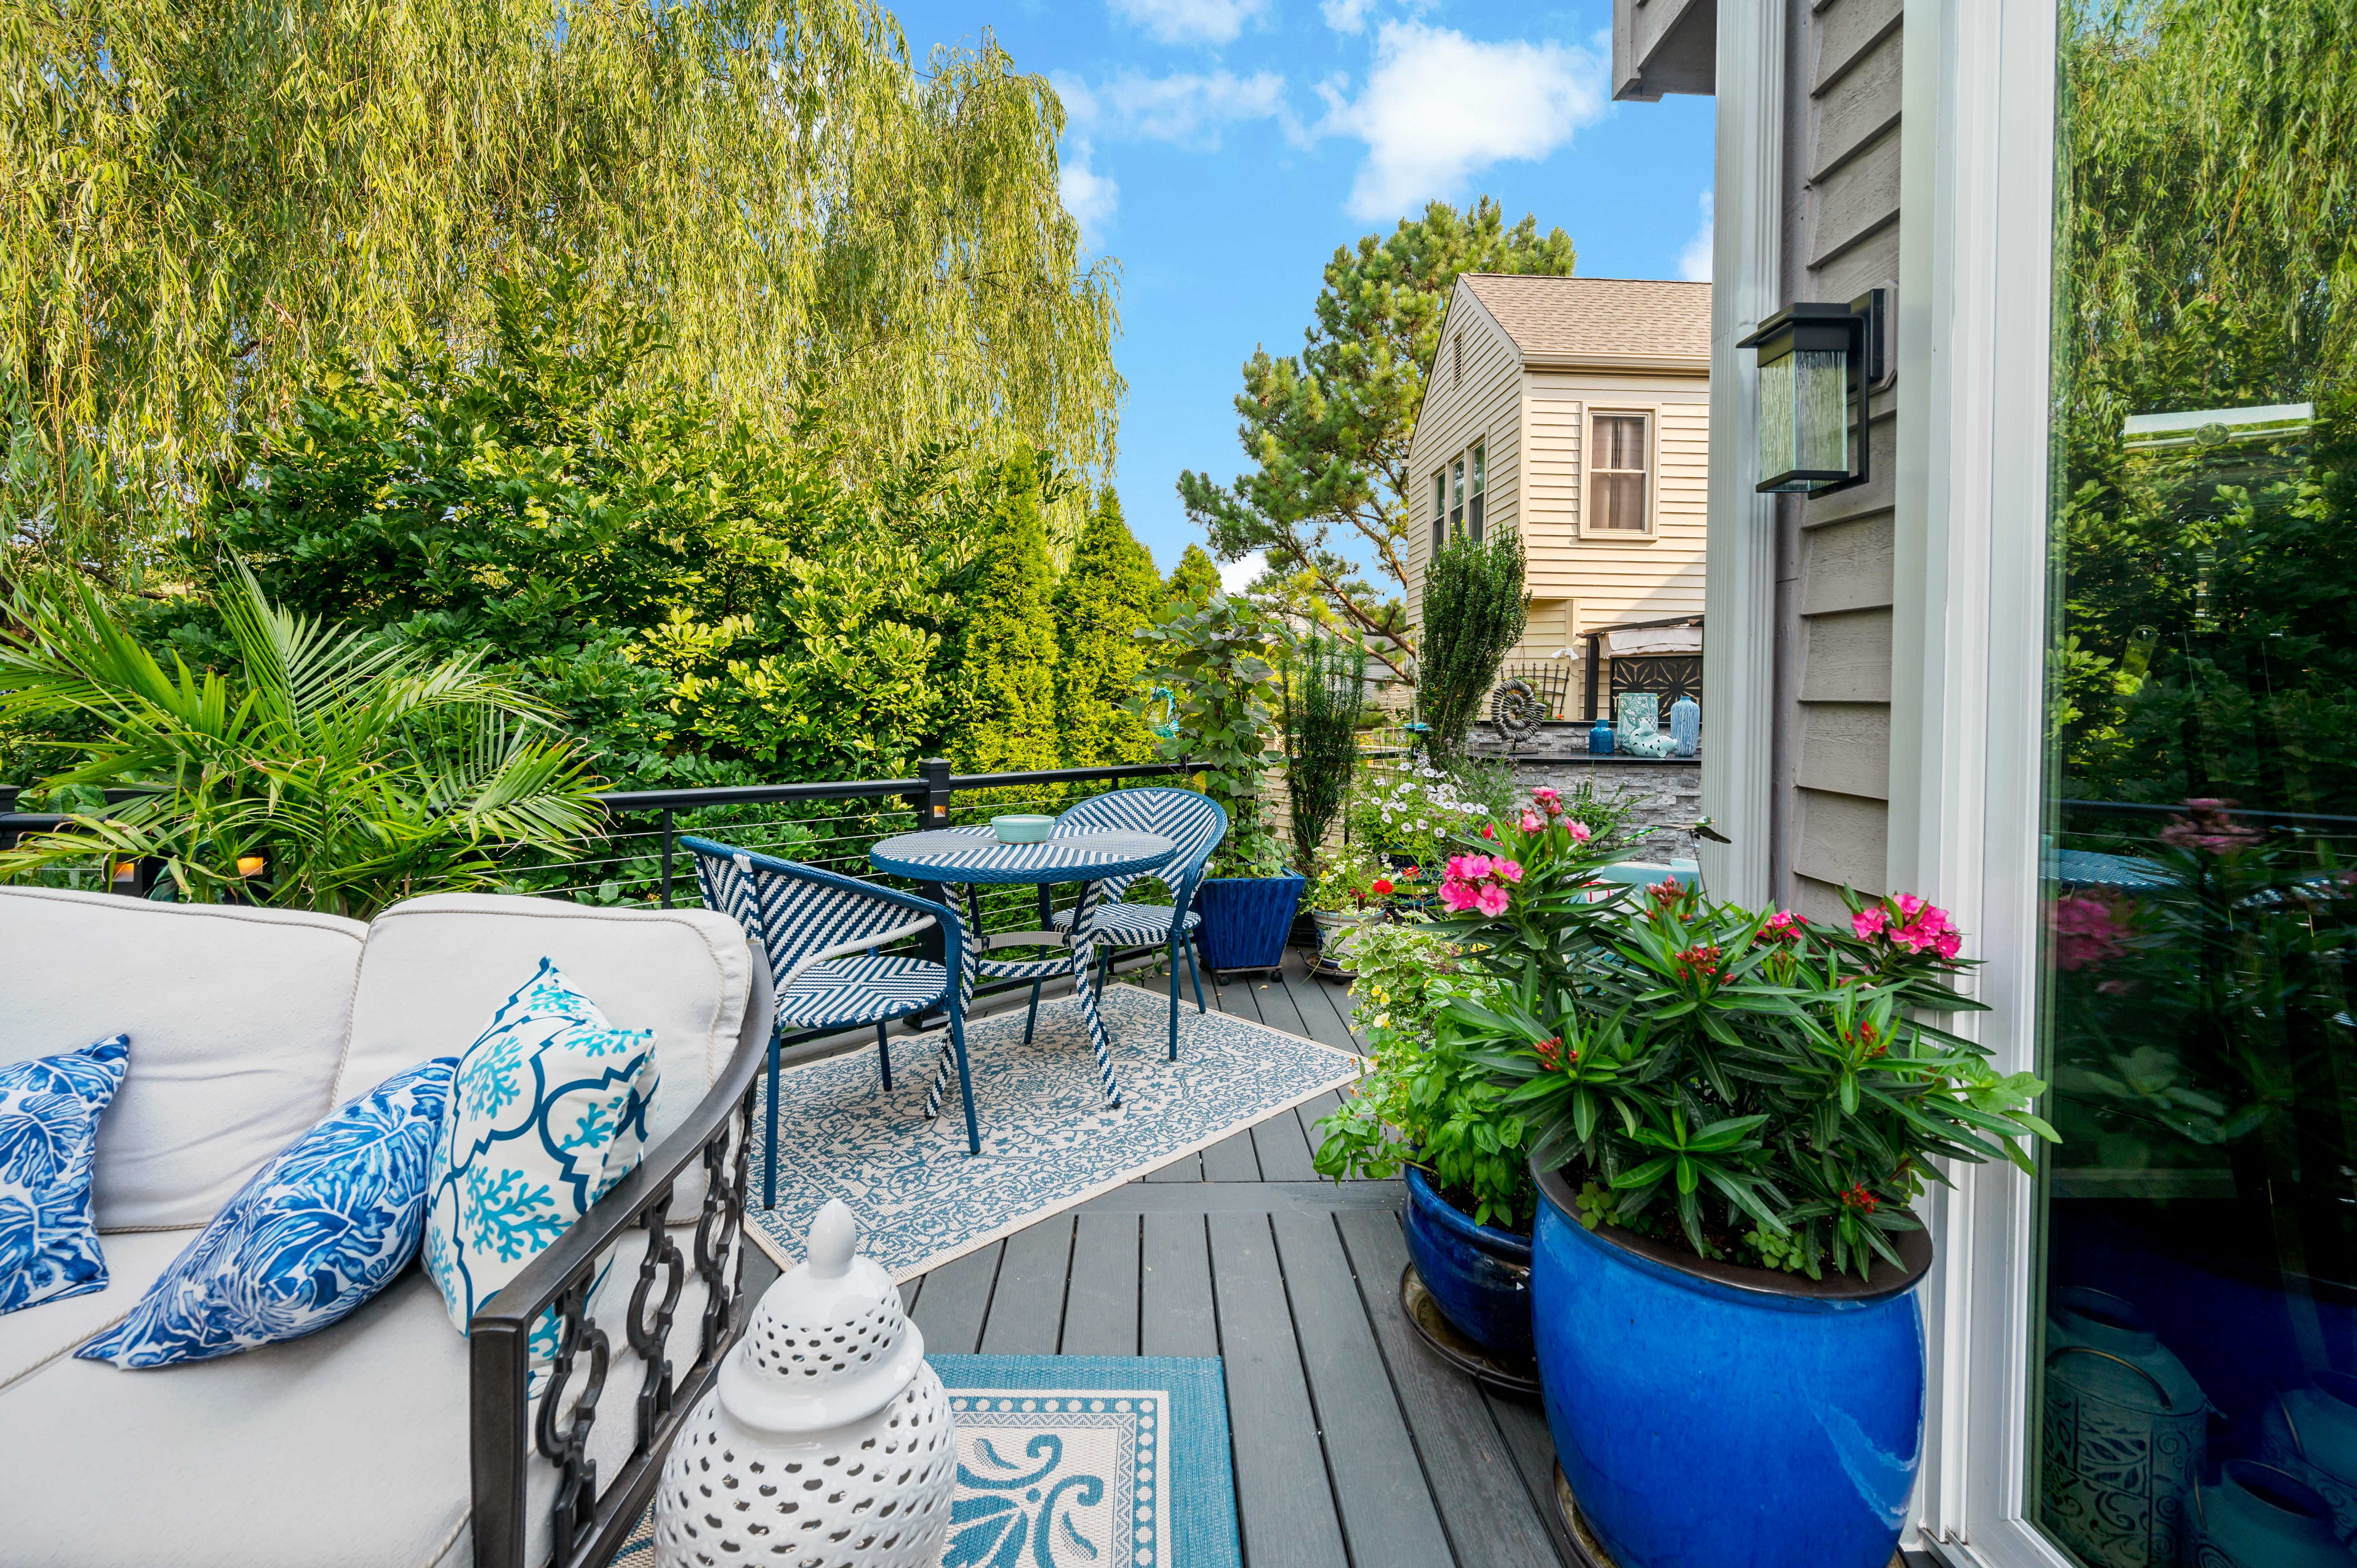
[[1737, 288, 1887, 496]]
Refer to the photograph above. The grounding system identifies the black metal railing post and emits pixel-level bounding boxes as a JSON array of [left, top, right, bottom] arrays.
[[659, 809, 676, 909], [918, 757, 954, 826]]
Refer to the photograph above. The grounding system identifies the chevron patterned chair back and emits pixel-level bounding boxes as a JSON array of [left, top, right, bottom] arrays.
[[1038, 788, 1228, 1061], [684, 837, 982, 1191]]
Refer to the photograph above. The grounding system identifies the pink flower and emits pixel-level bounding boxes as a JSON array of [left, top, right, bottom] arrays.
[[1532, 787, 1562, 815], [1853, 907, 1890, 940], [1494, 859, 1524, 883], [1445, 855, 1483, 881], [2049, 894, 2133, 971], [1474, 882, 1512, 916], [1481, 823, 1497, 840], [1439, 879, 1481, 912], [1567, 821, 1593, 844], [1896, 893, 1926, 917], [1521, 810, 1545, 832]]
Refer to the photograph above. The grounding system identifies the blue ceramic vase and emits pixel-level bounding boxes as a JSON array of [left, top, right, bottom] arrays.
[[1531, 1164, 1928, 1568], [1588, 720, 1616, 755], [1403, 1166, 1532, 1363], [2194, 1463, 2357, 1568], [1195, 874, 1304, 973]]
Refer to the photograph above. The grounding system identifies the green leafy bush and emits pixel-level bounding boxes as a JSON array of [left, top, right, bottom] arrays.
[[0, 563, 599, 919], [1422, 794, 2057, 1278], [1135, 592, 1288, 876], [1310, 921, 1538, 1227], [1417, 530, 1527, 756], [1280, 629, 1367, 877]]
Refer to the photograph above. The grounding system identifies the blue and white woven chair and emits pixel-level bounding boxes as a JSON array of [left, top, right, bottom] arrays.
[[684, 837, 981, 1201], [1033, 788, 1228, 1061]]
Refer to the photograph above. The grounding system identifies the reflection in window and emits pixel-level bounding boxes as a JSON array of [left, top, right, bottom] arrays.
[[1432, 471, 1446, 558], [1470, 440, 1487, 544], [1589, 414, 1649, 531], [2034, 5, 2357, 1566]]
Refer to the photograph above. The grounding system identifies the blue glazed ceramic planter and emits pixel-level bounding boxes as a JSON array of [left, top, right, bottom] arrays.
[[1195, 875, 1304, 973], [1531, 1164, 1930, 1568], [1403, 1165, 1533, 1363]]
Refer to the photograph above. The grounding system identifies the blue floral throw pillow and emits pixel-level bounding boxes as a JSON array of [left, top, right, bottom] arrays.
[[77, 1058, 455, 1368], [0, 1035, 131, 1316], [422, 959, 658, 1353]]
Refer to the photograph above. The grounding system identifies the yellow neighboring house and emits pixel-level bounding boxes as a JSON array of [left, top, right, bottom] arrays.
[[1404, 274, 1712, 699]]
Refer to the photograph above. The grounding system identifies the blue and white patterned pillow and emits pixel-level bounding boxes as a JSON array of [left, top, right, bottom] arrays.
[[423, 958, 658, 1352], [0, 1035, 131, 1316], [75, 1058, 455, 1368]]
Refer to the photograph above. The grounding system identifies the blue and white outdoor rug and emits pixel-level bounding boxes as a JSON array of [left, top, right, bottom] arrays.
[[613, 1354, 1242, 1568], [745, 981, 1363, 1279]]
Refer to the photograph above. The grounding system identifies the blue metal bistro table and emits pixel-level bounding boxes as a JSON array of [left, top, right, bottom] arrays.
[[869, 825, 1176, 1122]]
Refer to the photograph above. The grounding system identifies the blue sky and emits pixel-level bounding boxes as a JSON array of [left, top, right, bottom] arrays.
[[885, 0, 1716, 585]]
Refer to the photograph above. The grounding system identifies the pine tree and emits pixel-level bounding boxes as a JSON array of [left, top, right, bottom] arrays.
[[1054, 489, 1164, 764], [958, 453, 1063, 771], [1167, 543, 1222, 608]]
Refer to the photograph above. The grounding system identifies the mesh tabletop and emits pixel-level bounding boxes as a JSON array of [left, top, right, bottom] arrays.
[[869, 826, 1175, 885]]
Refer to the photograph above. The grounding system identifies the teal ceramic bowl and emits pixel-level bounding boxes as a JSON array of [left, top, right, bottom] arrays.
[[991, 814, 1055, 844]]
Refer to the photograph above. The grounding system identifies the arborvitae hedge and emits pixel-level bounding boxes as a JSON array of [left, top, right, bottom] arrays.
[[1054, 489, 1164, 764], [1167, 543, 1222, 608], [958, 452, 1062, 771]]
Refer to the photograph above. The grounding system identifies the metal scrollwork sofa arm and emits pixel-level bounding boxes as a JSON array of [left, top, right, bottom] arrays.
[[468, 989, 773, 1568]]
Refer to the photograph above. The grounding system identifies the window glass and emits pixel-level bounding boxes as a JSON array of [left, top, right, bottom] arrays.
[[1432, 472, 1446, 557], [1450, 457, 1465, 537], [2032, 6, 2357, 1563], [1470, 441, 1487, 543], [1589, 414, 1649, 532]]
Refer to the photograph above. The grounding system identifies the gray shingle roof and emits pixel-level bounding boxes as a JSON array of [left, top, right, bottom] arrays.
[[1457, 275, 1711, 367]]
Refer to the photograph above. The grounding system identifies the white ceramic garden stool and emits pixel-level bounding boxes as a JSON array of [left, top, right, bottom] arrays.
[[655, 1200, 956, 1568]]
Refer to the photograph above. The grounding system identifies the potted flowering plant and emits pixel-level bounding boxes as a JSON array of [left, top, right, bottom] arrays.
[[1430, 799, 2056, 1568], [1303, 844, 1389, 978]]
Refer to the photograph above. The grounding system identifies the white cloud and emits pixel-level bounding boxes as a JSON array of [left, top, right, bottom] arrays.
[[1677, 191, 1714, 282], [1108, 0, 1268, 47], [1061, 67, 1299, 151], [1320, 0, 1375, 33], [1218, 550, 1266, 593], [1319, 22, 1610, 220], [1060, 139, 1120, 245]]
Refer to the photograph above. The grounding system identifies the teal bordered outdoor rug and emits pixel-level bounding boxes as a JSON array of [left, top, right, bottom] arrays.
[[612, 1354, 1242, 1568], [745, 982, 1363, 1279]]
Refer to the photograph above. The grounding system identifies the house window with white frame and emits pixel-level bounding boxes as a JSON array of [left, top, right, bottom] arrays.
[[1450, 456, 1465, 538], [1587, 412, 1651, 533], [1468, 441, 1486, 544], [1431, 471, 1446, 557]]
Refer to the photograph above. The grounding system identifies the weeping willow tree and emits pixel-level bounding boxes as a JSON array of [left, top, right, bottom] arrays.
[[0, 0, 1121, 573]]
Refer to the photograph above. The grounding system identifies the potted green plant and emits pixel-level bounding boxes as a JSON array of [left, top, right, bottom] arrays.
[[1430, 793, 2058, 1568], [1301, 844, 1386, 978], [1135, 590, 1301, 977], [1313, 918, 1540, 1367]]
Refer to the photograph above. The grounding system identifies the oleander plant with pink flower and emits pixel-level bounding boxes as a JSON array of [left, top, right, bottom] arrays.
[[1396, 791, 2058, 1279]]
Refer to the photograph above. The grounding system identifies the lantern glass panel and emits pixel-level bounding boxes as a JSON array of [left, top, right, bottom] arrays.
[[1757, 345, 1853, 491]]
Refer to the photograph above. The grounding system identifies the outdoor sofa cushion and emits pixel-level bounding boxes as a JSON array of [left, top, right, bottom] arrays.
[[0, 888, 368, 1231], [0, 1224, 723, 1568], [0, 1035, 130, 1314], [0, 1226, 192, 1393], [79, 1057, 455, 1368]]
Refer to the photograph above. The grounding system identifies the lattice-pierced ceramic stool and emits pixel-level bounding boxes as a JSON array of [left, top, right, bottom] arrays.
[[655, 1200, 955, 1568]]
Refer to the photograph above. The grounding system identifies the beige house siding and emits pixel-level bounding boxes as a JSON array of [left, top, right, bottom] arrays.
[[1404, 290, 1524, 631], [1770, 0, 1904, 922], [1405, 278, 1710, 678]]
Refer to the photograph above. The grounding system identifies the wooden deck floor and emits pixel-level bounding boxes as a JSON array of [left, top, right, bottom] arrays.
[[763, 947, 1583, 1568]]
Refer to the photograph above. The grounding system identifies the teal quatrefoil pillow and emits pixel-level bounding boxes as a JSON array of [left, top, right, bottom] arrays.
[[77, 1057, 455, 1367], [0, 1035, 131, 1316], [423, 958, 658, 1357]]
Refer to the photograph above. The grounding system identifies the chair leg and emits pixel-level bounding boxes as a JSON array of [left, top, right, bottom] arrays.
[[1097, 945, 1113, 998], [1186, 932, 1206, 1013], [876, 1021, 893, 1090], [1024, 981, 1042, 1046], [949, 998, 981, 1156], [1168, 937, 1181, 1061], [761, 1023, 783, 1211]]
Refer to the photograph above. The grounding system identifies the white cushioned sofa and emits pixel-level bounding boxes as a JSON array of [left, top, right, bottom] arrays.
[[0, 885, 773, 1568]]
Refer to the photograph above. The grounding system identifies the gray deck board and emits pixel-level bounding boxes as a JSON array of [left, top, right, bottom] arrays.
[[1273, 1213, 1457, 1568], [1208, 1212, 1352, 1568], [979, 1216, 1071, 1356], [1335, 1209, 1566, 1568], [868, 940, 1566, 1567]]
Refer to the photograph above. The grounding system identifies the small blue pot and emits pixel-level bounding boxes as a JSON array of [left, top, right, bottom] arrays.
[[1404, 1166, 1532, 1363], [1195, 874, 1304, 972], [1532, 1163, 1929, 1568]]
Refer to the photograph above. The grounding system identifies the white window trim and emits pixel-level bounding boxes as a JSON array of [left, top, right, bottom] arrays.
[[1579, 404, 1663, 540], [1888, 1, 2067, 1565]]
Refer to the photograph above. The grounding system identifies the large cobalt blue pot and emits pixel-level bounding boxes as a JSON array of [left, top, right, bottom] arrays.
[[1403, 1165, 1532, 1363], [1532, 1163, 1930, 1568], [1195, 874, 1304, 973]]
